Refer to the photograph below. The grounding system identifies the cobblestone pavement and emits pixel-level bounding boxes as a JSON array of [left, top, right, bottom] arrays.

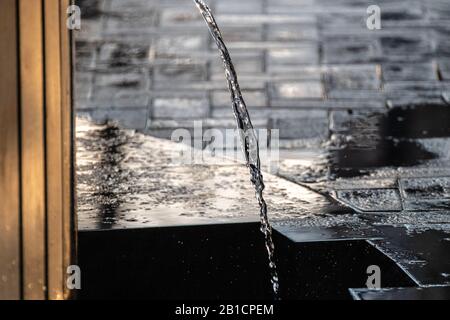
[[75, 0, 450, 218]]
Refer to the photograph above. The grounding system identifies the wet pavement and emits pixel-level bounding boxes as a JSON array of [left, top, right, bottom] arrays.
[[75, 0, 450, 298], [74, 0, 450, 219], [77, 118, 343, 230]]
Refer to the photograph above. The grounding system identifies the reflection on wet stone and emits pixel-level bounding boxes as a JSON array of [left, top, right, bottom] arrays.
[[326, 104, 450, 179], [336, 189, 403, 212], [400, 177, 450, 211], [77, 122, 129, 228]]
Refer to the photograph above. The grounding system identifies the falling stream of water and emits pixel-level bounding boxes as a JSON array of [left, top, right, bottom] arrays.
[[193, 0, 280, 298]]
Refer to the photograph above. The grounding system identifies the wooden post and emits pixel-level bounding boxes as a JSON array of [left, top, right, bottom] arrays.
[[0, 0, 21, 301], [0, 0, 75, 300]]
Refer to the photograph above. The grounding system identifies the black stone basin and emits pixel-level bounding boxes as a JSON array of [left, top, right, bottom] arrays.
[[78, 223, 416, 300]]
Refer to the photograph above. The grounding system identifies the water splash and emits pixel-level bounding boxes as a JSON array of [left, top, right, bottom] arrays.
[[193, 0, 280, 298]]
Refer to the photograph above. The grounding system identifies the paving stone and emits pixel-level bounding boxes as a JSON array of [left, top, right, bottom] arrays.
[[94, 69, 150, 90], [103, 13, 158, 36], [212, 90, 267, 108], [97, 42, 149, 67], [212, 107, 323, 122], [266, 65, 323, 81], [210, 53, 264, 77], [368, 1, 424, 22], [330, 110, 382, 133], [380, 34, 433, 57], [149, 90, 209, 100], [222, 41, 315, 51], [97, 43, 118, 61], [146, 118, 269, 142], [76, 0, 103, 19], [326, 90, 385, 101], [153, 80, 266, 91], [381, 7, 424, 22], [75, 39, 97, 58], [318, 11, 366, 30], [329, 108, 382, 150], [320, 28, 379, 39], [215, 0, 264, 14], [270, 98, 385, 109], [329, 178, 398, 191], [336, 189, 403, 212], [87, 107, 149, 129], [268, 2, 362, 15], [74, 41, 97, 72], [267, 24, 319, 42], [382, 62, 438, 81], [399, 177, 450, 211], [427, 0, 450, 20], [323, 39, 382, 64], [384, 81, 448, 106], [270, 110, 329, 139], [386, 97, 447, 108], [220, 26, 264, 42], [267, 0, 315, 4], [90, 87, 150, 108], [215, 14, 316, 26], [74, 20, 102, 42], [148, 118, 268, 130], [267, 46, 319, 66], [154, 63, 208, 82], [108, 0, 157, 13], [159, 7, 204, 27], [324, 65, 381, 91], [153, 97, 210, 119], [270, 81, 324, 99], [156, 34, 208, 52]]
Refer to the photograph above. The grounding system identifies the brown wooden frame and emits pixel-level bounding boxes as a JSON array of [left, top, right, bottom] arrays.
[[0, 0, 75, 300]]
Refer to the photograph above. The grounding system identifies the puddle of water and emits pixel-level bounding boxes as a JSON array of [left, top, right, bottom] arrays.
[[193, 0, 280, 298], [330, 141, 435, 178], [328, 104, 450, 178], [383, 104, 450, 139]]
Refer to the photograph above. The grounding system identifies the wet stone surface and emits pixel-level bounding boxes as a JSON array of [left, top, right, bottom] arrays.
[[336, 189, 403, 212], [77, 118, 340, 230], [75, 0, 450, 293], [399, 177, 450, 211]]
